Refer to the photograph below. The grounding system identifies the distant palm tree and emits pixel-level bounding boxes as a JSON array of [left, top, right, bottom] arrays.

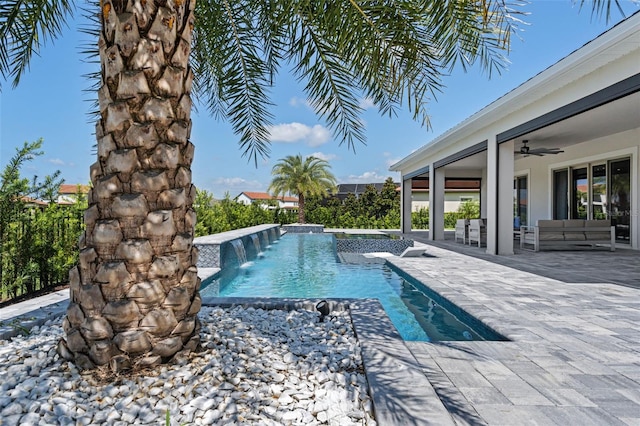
[[0, 0, 626, 371], [269, 155, 337, 224]]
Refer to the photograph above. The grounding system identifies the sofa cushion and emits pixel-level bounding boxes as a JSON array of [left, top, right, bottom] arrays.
[[562, 219, 586, 240], [537, 220, 564, 241], [562, 219, 585, 227], [585, 220, 611, 228], [537, 220, 564, 227], [539, 233, 565, 241], [584, 220, 612, 240], [585, 232, 611, 241]]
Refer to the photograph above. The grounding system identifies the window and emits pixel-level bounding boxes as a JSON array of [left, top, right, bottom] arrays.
[[553, 170, 568, 220], [553, 158, 631, 243], [514, 176, 528, 226], [609, 158, 631, 242], [571, 167, 588, 220]]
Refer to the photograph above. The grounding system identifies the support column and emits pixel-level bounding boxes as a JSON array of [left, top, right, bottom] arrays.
[[487, 139, 515, 255], [480, 167, 488, 218], [498, 140, 515, 255], [632, 150, 639, 249], [430, 167, 445, 241], [486, 139, 498, 254], [401, 178, 412, 233]]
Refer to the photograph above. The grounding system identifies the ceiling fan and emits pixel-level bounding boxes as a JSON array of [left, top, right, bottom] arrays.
[[516, 140, 564, 156]]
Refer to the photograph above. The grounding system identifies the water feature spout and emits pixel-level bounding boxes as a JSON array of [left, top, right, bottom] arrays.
[[230, 239, 248, 265], [250, 234, 263, 257]]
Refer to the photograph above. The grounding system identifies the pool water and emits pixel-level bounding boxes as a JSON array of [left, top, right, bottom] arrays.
[[200, 233, 505, 342]]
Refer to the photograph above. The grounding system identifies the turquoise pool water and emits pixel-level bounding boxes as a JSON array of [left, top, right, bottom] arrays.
[[201, 233, 504, 342]]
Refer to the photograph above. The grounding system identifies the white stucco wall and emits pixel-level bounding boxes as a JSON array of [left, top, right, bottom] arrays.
[[516, 127, 639, 247], [390, 14, 640, 250], [411, 191, 480, 212]]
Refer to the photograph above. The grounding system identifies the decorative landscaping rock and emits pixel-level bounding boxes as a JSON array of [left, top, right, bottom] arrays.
[[0, 307, 375, 425]]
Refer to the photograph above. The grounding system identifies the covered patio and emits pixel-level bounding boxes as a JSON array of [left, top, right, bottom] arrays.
[[398, 230, 640, 290], [391, 13, 640, 256]]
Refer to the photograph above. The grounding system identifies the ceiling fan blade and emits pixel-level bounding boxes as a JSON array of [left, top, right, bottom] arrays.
[[529, 148, 564, 154], [516, 141, 564, 156]]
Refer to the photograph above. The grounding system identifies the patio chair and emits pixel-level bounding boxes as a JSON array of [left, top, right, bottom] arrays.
[[468, 219, 487, 247], [454, 219, 469, 244]]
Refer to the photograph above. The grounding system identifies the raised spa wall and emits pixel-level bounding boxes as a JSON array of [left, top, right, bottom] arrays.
[[194, 224, 281, 270], [195, 224, 416, 274], [334, 236, 413, 256]]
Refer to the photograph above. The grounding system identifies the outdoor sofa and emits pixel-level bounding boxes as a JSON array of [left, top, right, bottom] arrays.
[[520, 219, 615, 251]]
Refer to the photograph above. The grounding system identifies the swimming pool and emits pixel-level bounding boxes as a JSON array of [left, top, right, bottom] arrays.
[[200, 233, 505, 342]]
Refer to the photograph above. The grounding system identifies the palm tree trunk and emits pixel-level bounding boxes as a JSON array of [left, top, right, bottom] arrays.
[[298, 193, 305, 224], [58, 0, 201, 371]]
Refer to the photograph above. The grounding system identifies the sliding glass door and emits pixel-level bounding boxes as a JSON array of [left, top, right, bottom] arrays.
[[591, 164, 607, 219], [553, 170, 568, 220], [571, 167, 588, 220], [609, 159, 631, 242], [554, 157, 631, 244], [514, 176, 527, 227]]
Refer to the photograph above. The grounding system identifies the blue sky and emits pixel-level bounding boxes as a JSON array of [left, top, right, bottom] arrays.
[[1, 1, 638, 198]]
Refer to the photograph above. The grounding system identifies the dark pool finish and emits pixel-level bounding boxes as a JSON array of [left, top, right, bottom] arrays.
[[389, 264, 507, 342], [200, 233, 507, 342]]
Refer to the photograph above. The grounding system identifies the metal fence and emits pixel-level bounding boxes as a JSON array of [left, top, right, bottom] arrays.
[[0, 207, 84, 304]]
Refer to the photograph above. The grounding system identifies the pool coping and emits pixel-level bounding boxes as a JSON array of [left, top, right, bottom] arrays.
[[201, 296, 456, 425], [0, 291, 456, 426]]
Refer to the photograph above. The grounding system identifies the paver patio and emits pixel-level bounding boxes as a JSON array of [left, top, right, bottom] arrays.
[[387, 234, 640, 425], [1, 233, 638, 425]]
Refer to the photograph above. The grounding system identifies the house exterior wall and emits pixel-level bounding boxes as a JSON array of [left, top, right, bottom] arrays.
[[411, 191, 480, 212], [390, 14, 640, 252], [236, 194, 252, 205], [235, 192, 298, 210], [518, 127, 639, 247]]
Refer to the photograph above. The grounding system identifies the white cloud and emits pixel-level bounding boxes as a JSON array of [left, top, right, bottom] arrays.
[[48, 158, 68, 166], [209, 177, 265, 197], [306, 126, 332, 147], [385, 157, 402, 169], [344, 171, 391, 183], [289, 97, 312, 108], [267, 122, 331, 147], [213, 177, 262, 188], [310, 152, 337, 162], [359, 97, 376, 110]]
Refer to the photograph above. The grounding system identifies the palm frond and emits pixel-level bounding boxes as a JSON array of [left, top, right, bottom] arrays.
[[0, 0, 76, 89], [192, 0, 279, 165], [576, 0, 630, 23], [78, 1, 101, 124], [291, 24, 365, 150], [190, 0, 630, 163], [269, 154, 337, 198]]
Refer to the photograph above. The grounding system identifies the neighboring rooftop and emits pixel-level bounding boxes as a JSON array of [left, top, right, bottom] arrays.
[[235, 191, 298, 203]]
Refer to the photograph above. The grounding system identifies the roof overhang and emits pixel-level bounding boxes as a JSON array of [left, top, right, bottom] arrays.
[[390, 12, 640, 174]]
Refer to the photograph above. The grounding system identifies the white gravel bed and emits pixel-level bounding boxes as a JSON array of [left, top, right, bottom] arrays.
[[0, 306, 376, 425]]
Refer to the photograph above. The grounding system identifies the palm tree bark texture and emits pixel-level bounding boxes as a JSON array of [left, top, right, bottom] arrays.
[[57, 0, 201, 372]]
